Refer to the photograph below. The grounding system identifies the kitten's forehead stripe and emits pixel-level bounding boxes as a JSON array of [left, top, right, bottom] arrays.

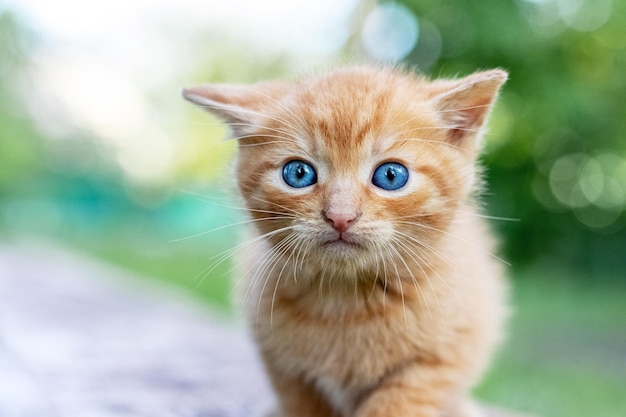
[[287, 68, 452, 178], [296, 70, 394, 159]]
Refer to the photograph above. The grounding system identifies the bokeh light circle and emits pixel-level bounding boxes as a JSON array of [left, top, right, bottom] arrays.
[[361, 3, 419, 62], [548, 151, 626, 229], [557, 0, 612, 32]]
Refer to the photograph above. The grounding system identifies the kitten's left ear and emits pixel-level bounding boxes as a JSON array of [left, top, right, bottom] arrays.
[[430, 69, 508, 148]]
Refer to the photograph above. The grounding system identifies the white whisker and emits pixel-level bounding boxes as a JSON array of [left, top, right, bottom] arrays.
[[169, 216, 293, 243], [196, 102, 308, 139], [396, 220, 510, 266], [230, 85, 310, 136]]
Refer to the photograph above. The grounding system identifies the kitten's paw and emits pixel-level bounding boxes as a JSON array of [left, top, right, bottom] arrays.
[[447, 399, 486, 417], [460, 400, 485, 417]]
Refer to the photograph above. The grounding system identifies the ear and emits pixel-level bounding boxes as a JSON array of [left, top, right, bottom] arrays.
[[430, 69, 508, 148], [182, 84, 253, 125], [182, 82, 287, 137]]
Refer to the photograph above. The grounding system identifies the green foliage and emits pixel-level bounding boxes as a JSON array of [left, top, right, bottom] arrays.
[[392, 0, 626, 273], [0, 11, 46, 197]]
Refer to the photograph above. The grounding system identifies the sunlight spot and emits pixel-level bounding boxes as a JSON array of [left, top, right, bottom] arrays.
[[410, 19, 442, 70], [361, 3, 418, 62], [549, 152, 625, 228], [549, 153, 587, 207], [29, 52, 175, 184], [557, 0, 612, 32], [575, 205, 621, 229], [593, 153, 626, 210], [578, 157, 604, 203]]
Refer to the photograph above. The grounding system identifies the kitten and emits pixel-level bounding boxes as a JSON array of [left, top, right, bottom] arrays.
[[183, 66, 509, 417]]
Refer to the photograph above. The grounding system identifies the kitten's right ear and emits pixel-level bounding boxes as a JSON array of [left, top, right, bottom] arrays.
[[182, 84, 259, 126], [183, 82, 290, 138]]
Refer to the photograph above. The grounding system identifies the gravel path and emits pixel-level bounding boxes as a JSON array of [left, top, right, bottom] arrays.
[[0, 242, 531, 417], [0, 243, 273, 417]]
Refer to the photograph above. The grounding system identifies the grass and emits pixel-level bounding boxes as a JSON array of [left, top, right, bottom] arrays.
[[476, 267, 626, 417], [29, 227, 626, 417], [65, 231, 237, 312]]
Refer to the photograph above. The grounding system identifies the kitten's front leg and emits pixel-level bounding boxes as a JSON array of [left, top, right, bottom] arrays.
[[266, 368, 341, 417], [354, 362, 476, 417]]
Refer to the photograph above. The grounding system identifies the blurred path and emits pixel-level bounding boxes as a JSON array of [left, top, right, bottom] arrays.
[[0, 243, 272, 417], [0, 242, 531, 417]]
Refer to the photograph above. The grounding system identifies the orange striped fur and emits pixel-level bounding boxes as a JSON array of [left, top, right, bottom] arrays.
[[184, 66, 509, 417]]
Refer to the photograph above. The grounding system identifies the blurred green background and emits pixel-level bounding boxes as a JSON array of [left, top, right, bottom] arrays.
[[0, 0, 624, 416]]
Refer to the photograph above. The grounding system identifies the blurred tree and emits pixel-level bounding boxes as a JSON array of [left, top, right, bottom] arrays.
[[353, 0, 626, 275], [0, 11, 140, 234], [0, 11, 45, 197]]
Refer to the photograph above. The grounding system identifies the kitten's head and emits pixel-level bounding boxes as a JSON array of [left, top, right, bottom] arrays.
[[184, 66, 506, 277]]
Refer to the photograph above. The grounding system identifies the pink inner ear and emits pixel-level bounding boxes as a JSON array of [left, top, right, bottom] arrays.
[[432, 70, 507, 145], [446, 97, 495, 144], [182, 81, 291, 132], [182, 85, 256, 126]]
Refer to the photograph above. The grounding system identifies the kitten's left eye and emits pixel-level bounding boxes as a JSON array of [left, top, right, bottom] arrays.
[[282, 160, 317, 188], [372, 162, 409, 191]]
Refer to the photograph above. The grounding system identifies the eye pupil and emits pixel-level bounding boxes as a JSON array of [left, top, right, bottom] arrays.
[[296, 166, 306, 179], [372, 162, 409, 191]]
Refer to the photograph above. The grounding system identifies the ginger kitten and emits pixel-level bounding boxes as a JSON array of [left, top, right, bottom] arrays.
[[184, 66, 509, 417]]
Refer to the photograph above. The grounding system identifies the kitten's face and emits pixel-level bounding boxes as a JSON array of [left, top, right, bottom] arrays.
[[184, 67, 506, 276]]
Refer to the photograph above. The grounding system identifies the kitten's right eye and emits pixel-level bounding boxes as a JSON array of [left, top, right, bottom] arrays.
[[282, 160, 317, 188]]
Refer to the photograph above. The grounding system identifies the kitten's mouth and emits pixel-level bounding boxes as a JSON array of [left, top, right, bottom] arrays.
[[323, 237, 363, 250]]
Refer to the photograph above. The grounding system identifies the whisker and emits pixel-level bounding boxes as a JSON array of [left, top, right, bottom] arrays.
[[409, 242, 461, 304], [390, 240, 433, 324], [179, 190, 295, 219], [457, 211, 520, 222], [396, 125, 480, 136], [393, 229, 463, 276], [228, 131, 301, 145], [250, 234, 296, 322], [270, 235, 300, 327], [169, 216, 293, 243], [238, 140, 292, 148], [396, 220, 510, 266], [389, 103, 491, 134], [394, 234, 456, 321], [196, 102, 308, 139], [438, 103, 492, 113], [399, 137, 467, 152], [192, 225, 295, 293], [379, 240, 407, 326], [248, 195, 303, 217], [230, 84, 310, 136], [389, 236, 435, 318]]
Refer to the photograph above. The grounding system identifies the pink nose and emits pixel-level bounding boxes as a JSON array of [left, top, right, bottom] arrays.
[[324, 210, 360, 233]]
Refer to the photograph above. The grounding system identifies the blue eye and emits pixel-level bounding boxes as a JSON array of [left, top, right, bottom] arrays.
[[282, 160, 317, 188], [372, 162, 409, 191]]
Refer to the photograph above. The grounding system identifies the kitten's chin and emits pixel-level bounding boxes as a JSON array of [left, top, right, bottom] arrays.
[[320, 237, 367, 259], [314, 238, 377, 278]]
